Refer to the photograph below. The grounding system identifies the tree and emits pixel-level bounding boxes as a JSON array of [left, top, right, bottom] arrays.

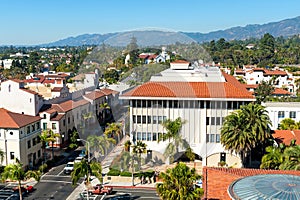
[[82, 112, 94, 126], [99, 102, 111, 124], [255, 80, 275, 104], [132, 140, 147, 170], [41, 129, 60, 159], [126, 36, 138, 52], [279, 145, 300, 170], [221, 103, 272, 166], [160, 117, 189, 164], [260, 145, 284, 169], [87, 134, 116, 156], [68, 130, 80, 149], [104, 122, 122, 142], [39, 132, 49, 161], [71, 159, 102, 198], [279, 118, 297, 130], [156, 162, 203, 200], [1, 159, 41, 200]]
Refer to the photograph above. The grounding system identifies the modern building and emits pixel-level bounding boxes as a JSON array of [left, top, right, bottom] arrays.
[[263, 102, 300, 130], [121, 61, 255, 167]]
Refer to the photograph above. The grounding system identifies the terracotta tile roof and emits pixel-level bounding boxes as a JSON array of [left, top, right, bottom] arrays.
[[20, 88, 39, 95], [272, 130, 300, 145], [245, 84, 258, 89], [170, 60, 190, 64], [52, 100, 74, 112], [84, 91, 106, 100], [0, 108, 41, 128], [51, 87, 63, 92], [72, 99, 90, 108], [273, 88, 291, 95], [123, 81, 254, 99], [253, 68, 265, 71], [51, 114, 65, 121], [264, 70, 287, 76], [203, 167, 300, 200], [222, 72, 249, 92], [101, 88, 119, 95]]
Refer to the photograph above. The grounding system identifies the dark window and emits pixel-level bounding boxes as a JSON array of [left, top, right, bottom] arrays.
[[147, 116, 151, 123], [210, 134, 215, 142], [43, 114, 46, 119], [157, 100, 162, 108], [200, 101, 205, 108], [169, 100, 173, 108], [68, 117, 70, 124], [133, 116, 136, 123], [278, 111, 285, 118], [132, 100, 136, 107], [136, 100, 141, 107], [38, 150, 41, 158], [142, 100, 147, 108], [211, 117, 215, 125], [206, 117, 210, 125], [290, 111, 296, 119], [137, 116, 141, 123], [27, 126, 30, 134], [216, 134, 220, 143], [27, 141, 31, 149], [163, 100, 167, 108], [233, 101, 238, 109], [221, 101, 226, 109], [43, 123, 47, 130], [216, 117, 221, 125], [33, 138, 36, 146], [10, 152, 15, 160], [52, 123, 56, 129], [63, 120, 66, 126], [174, 100, 178, 108], [142, 132, 146, 141], [32, 124, 35, 132], [147, 100, 152, 107], [142, 116, 147, 124], [211, 101, 216, 109], [216, 101, 221, 109], [152, 133, 157, 141], [227, 101, 232, 109], [10, 131, 13, 135], [158, 116, 163, 124], [184, 101, 189, 108], [206, 101, 210, 109], [137, 132, 141, 140], [153, 116, 157, 124], [189, 101, 194, 108], [36, 122, 40, 130]]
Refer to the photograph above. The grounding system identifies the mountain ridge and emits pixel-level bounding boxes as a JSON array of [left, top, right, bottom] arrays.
[[42, 16, 300, 47]]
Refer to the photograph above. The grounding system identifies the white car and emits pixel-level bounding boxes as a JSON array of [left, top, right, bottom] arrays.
[[64, 162, 74, 174], [74, 156, 84, 163]]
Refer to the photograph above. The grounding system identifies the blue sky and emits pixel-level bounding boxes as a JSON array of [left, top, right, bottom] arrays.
[[1, 0, 300, 45]]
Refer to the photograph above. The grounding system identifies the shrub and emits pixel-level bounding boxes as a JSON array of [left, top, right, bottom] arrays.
[[120, 171, 132, 177], [39, 163, 48, 173], [107, 168, 120, 176]]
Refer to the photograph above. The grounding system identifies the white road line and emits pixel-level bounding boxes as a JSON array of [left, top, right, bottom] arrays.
[[43, 174, 70, 178], [40, 180, 75, 184], [57, 169, 65, 176]]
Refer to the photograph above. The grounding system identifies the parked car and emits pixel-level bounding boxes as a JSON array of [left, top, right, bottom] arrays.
[[12, 185, 34, 193], [74, 156, 84, 163], [79, 149, 86, 158], [64, 162, 74, 174], [89, 184, 113, 195]]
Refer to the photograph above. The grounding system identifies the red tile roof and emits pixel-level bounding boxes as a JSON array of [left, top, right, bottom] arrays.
[[123, 81, 254, 99], [0, 108, 41, 128], [51, 87, 63, 92], [264, 70, 287, 76], [203, 167, 300, 200], [273, 88, 291, 95], [51, 114, 65, 121], [272, 130, 300, 145], [84, 91, 106, 100]]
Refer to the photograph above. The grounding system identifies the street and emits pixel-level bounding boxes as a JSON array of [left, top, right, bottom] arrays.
[[105, 188, 160, 200], [26, 163, 81, 200]]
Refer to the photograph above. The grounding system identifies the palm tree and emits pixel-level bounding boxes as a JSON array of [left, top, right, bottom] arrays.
[[279, 118, 296, 130], [124, 140, 132, 152], [260, 145, 284, 169], [39, 131, 49, 161], [160, 117, 189, 164], [104, 122, 122, 142], [132, 140, 147, 170], [99, 102, 111, 124], [82, 112, 94, 126], [42, 129, 61, 159], [71, 159, 102, 189], [156, 162, 203, 200], [221, 103, 272, 166], [279, 145, 300, 170], [1, 158, 41, 200], [87, 134, 116, 156]]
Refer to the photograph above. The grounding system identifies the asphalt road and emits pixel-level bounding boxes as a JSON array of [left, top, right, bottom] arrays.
[[26, 162, 82, 200], [105, 188, 160, 200]]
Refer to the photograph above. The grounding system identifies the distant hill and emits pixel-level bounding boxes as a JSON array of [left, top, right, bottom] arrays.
[[41, 16, 300, 47]]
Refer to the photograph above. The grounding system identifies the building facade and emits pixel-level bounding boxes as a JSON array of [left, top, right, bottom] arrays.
[[121, 62, 255, 167]]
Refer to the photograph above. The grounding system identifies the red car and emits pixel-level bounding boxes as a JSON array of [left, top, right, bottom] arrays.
[[89, 184, 113, 195], [13, 185, 34, 193]]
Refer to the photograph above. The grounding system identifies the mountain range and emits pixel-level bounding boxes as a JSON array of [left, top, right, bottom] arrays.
[[43, 16, 300, 47]]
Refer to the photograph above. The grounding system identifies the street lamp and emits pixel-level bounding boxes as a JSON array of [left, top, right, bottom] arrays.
[[77, 139, 90, 163]]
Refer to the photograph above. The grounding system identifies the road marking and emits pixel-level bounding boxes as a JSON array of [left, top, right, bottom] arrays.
[[40, 180, 75, 184], [42, 174, 70, 178], [57, 169, 65, 176]]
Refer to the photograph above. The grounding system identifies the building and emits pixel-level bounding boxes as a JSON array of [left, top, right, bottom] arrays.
[[121, 62, 254, 167], [0, 108, 42, 168], [263, 102, 300, 130]]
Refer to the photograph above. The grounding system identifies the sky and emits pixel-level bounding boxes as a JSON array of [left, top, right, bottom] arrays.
[[1, 0, 300, 45]]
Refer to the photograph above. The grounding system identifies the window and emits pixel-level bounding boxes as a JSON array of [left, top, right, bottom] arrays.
[[142, 116, 147, 124], [142, 100, 147, 108], [206, 117, 210, 125], [147, 116, 151, 123], [10, 131, 13, 135], [10, 152, 15, 160], [147, 100, 152, 107], [27, 126, 30, 134], [290, 111, 296, 119], [32, 124, 35, 132], [227, 101, 232, 109], [43, 114, 46, 119], [147, 133, 152, 141], [216, 134, 220, 143], [37, 137, 41, 143], [152, 133, 157, 141], [63, 120, 66, 126], [27, 141, 31, 149], [158, 116, 163, 124], [153, 116, 157, 124], [137, 116, 141, 123], [43, 123, 47, 130], [210, 134, 215, 143], [68, 117, 70, 124], [216, 117, 221, 125], [158, 133, 162, 141], [36, 122, 40, 130], [278, 111, 285, 118], [132, 100, 136, 107], [33, 138, 36, 146], [38, 150, 41, 158], [211, 117, 215, 125], [163, 100, 167, 108], [52, 123, 56, 130], [142, 132, 146, 141], [133, 116, 136, 123], [206, 101, 211, 109], [137, 132, 141, 140]]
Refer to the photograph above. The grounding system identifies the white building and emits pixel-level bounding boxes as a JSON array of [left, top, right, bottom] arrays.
[[263, 102, 300, 130], [0, 108, 42, 168], [121, 62, 255, 167]]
